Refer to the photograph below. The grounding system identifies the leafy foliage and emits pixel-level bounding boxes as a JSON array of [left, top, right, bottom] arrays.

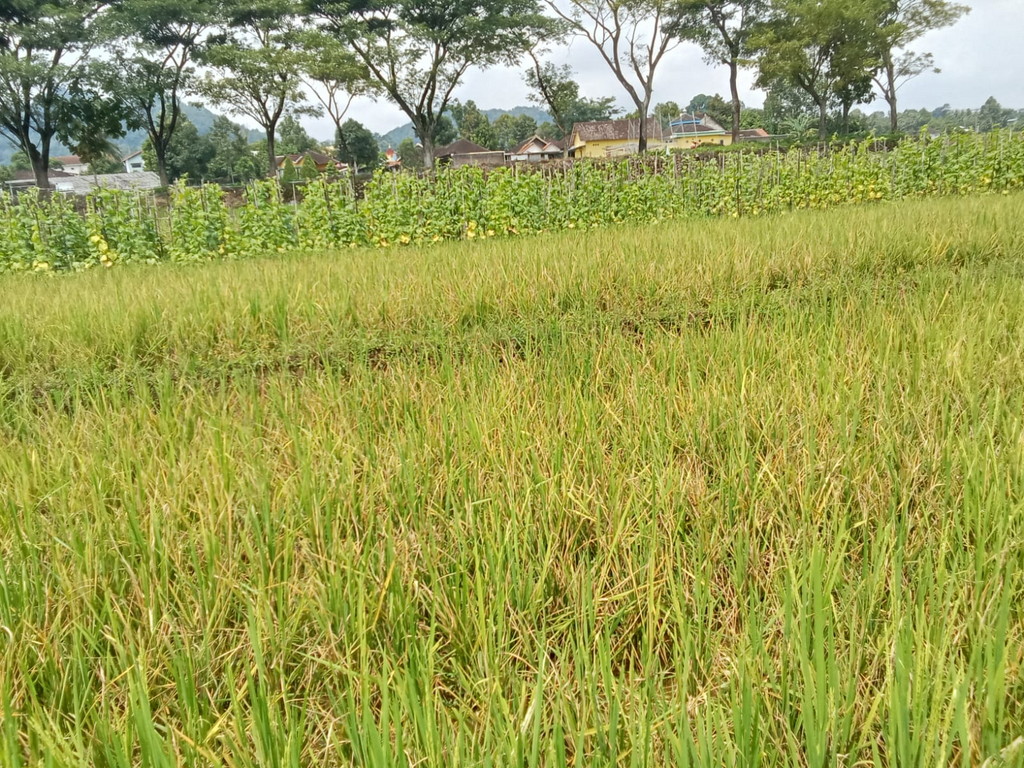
[[3, 131, 1024, 274], [141, 116, 215, 182], [309, 0, 553, 166], [335, 118, 380, 171]]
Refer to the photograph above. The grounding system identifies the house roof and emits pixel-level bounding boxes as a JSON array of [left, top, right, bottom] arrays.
[[52, 154, 84, 165], [738, 128, 771, 139], [7, 169, 74, 183], [670, 123, 726, 135], [52, 171, 162, 194], [570, 117, 663, 144], [670, 112, 726, 132], [275, 151, 337, 167], [436, 139, 491, 156], [123, 150, 143, 161], [513, 135, 563, 155]]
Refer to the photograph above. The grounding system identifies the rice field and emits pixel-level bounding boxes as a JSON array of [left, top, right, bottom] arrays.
[[1, 194, 1023, 767]]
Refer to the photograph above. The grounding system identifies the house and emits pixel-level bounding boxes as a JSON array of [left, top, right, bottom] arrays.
[[51, 155, 90, 175], [435, 139, 505, 168], [668, 112, 732, 149], [3, 169, 76, 194], [568, 117, 666, 158], [52, 171, 163, 195], [274, 151, 340, 175], [123, 151, 145, 173], [668, 115, 774, 149], [508, 135, 564, 162], [737, 128, 772, 142]]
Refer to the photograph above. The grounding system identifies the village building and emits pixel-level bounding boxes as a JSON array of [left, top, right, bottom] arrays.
[[435, 139, 506, 168], [50, 155, 90, 175], [669, 113, 774, 149], [52, 171, 163, 194], [568, 117, 666, 158], [273, 151, 341, 175], [508, 135, 564, 162], [123, 151, 145, 173]]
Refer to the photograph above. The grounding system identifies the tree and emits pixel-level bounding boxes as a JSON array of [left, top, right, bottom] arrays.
[[107, 0, 217, 186], [432, 115, 458, 147], [977, 96, 1013, 132], [396, 137, 423, 170], [141, 116, 214, 181], [760, 79, 815, 135], [7, 152, 32, 172], [685, 93, 731, 127], [277, 114, 319, 154], [870, 0, 968, 133], [309, 0, 552, 168], [198, 0, 317, 177], [524, 58, 621, 145], [752, 0, 877, 138], [70, 130, 122, 181], [449, 100, 496, 148], [0, 0, 124, 188], [334, 118, 379, 172], [671, 0, 766, 141], [651, 101, 681, 130], [206, 115, 261, 183], [546, 0, 678, 152], [491, 113, 538, 151], [298, 30, 368, 140]]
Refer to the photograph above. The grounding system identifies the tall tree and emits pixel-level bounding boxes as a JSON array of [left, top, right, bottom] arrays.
[[334, 118, 379, 172], [277, 113, 319, 153], [298, 30, 368, 140], [198, 0, 316, 177], [206, 114, 260, 183], [107, 0, 216, 186], [870, 0, 968, 133], [308, 0, 553, 168], [670, 0, 765, 141], [140, 116, 214, 181], [752, 0, 877, 138], [685, 93, 731, 126], [449, 100, 496, 148], [546, 0, 678, 151], [491, 113, 538, 151], [524, 57, 620, 146], [0, 0, 121, 187]]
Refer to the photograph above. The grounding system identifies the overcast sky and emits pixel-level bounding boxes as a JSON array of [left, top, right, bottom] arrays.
[[292, 0, 1021, 140]]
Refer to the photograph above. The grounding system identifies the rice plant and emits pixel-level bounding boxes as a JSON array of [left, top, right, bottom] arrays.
[[0, 194, 1023, 767]]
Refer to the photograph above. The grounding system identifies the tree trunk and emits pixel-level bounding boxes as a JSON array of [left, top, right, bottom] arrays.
[[885, 60, 898, 133], [266, 130, 278, 179], [818, 99, 828, 139], [842, 102, 851, 136], [155, 143, 170, 187], [729, 60, 741, 143], [422, 136, 435, 171], [28, 145, 49, 189], [636, 97, 651, 153]]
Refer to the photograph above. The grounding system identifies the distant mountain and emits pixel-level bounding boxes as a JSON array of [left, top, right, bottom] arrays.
[[377, 106, 553, 149], [114, 103, 263, 155], [0, 103, 261, 166]]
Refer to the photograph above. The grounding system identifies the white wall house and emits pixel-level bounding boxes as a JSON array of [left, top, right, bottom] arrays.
[[51, 155, 90, 175], [123, 151, 145, 173]]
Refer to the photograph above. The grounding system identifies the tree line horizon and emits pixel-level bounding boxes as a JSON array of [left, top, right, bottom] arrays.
[[0, 0, 978, 188]]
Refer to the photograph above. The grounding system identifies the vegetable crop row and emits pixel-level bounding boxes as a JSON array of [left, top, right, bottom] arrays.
[[3, 130, 1023, 273]]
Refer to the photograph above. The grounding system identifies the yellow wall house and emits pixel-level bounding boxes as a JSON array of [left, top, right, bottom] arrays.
[[569, 117, 666, 158]]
